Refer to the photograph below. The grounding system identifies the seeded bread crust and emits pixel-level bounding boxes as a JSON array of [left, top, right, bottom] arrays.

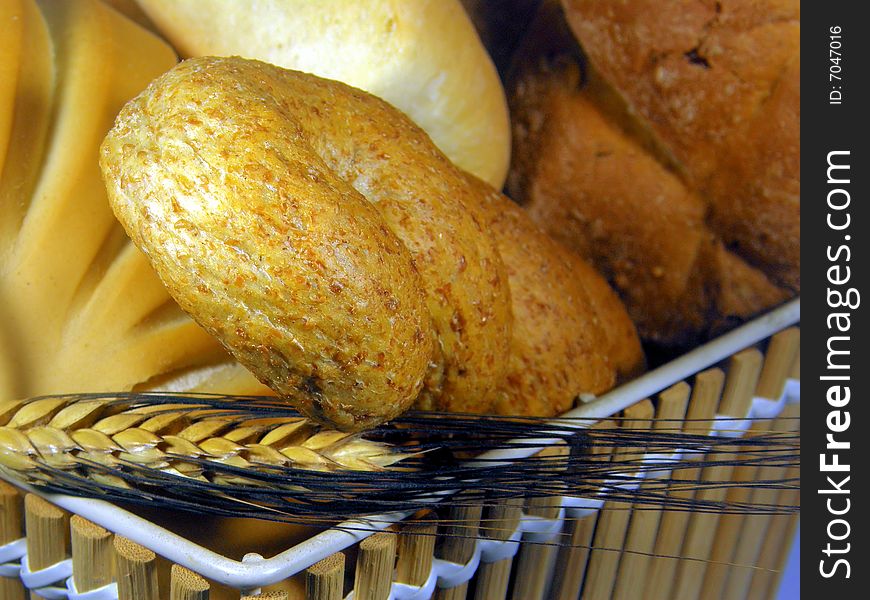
[[468, 174, 643, 417], [102, 57, 516, 429], [103, 57, 643, 426]]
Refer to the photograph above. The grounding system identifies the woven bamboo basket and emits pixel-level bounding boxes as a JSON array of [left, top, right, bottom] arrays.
[[0, 299, 800, 600]]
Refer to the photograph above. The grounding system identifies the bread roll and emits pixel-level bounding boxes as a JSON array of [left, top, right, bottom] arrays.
[[561, 0, 800, 291], [507, 1, 794, 345], [102, 57, 517, 429], [102, 56, 643, 426], [131, 0, 511, 189], [468, 175, 643, 417], [0, 0, 270, 399], [100, 0, 157, 31]]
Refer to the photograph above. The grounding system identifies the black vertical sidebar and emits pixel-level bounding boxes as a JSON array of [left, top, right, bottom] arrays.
[[803, 2, 868, 597]]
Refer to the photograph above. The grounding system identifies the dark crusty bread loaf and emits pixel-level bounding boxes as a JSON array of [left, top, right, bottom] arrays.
[[507, 0, 795, 346], [561, 0, 800, 291]]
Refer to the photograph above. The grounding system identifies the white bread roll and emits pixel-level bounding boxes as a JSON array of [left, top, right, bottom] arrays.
[[133, 0, 511, 188]]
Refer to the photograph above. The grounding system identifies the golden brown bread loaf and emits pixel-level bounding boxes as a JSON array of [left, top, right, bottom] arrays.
[[102, 56, 643, 428], [468, 174, 643, 416], [102, 57, 511, 429], [259, 65, 514, 417], [1, 0, 270, 399], [507, 0, 796, 345]]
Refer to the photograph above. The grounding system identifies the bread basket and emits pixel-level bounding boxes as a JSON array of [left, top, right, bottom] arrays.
[[1, 2, 801, 597], [0, 298, 800, 599]]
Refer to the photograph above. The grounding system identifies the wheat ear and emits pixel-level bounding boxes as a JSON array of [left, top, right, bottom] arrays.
[[0, 393, 798, 523], [0, 393, 406, 494]]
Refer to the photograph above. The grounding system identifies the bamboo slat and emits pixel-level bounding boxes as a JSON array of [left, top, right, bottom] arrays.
[[353, 532, 397, 600], [397, 521, 437, 588], [644, 369, 724, 598], [754, 328, 800, 401], [746, 403, 800, 599], [549, 419, 618, 600], [549, 512, 597, 600], [790, 345, 800, 381], [761, 349, 801, 600], [763, 498, 800, 600], [722, 409, 799, 600], [435, 494, 484, 600], [717, 349, 766, 421], [472, 496, 524, 600], [306, 553, 345, 600], [70, 515, 113, 593], [699, 417, 775, 600], [170, 564, 210, 600], [240, 593, 287, 600], [582, 400, 655, 600], [114, 535, 159, 600], [24, 494, 69, 600], [701, 330, 799, 600], [510, 444, 569, 600], [0, 482, 25, 600], [611, 382, 692, 600], [671, 349, 764, 598]]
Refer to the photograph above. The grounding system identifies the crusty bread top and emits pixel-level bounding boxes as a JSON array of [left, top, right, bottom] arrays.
[[562, 0, 800, 290], [102, 58, 437, 430], [507, 3, 791, 346]]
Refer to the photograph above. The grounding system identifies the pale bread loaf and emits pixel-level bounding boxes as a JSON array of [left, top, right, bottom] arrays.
[[0, 0, 271, 398], [132, 0, 512, 189]]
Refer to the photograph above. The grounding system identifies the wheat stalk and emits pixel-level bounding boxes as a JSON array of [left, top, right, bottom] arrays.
[[0, 394, 406, 495], [0, 393, 798, 523]]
